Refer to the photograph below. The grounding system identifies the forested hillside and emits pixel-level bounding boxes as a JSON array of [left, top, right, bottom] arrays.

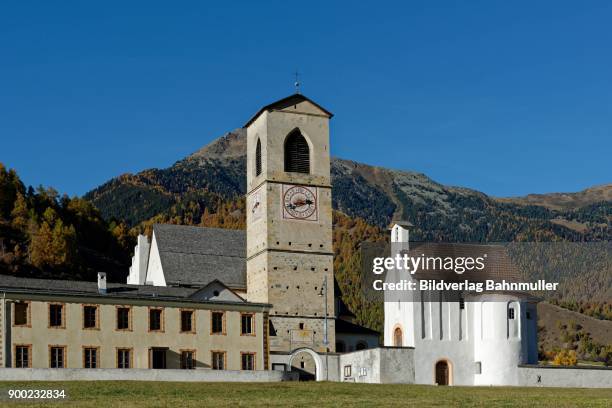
[[0, 163, 132, 281], [2, 128, 610, 364]]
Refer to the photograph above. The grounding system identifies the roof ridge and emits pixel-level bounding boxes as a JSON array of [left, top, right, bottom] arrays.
[[159, 249, 245, 258]]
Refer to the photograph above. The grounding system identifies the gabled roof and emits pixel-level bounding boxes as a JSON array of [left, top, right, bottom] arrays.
[[152, 224, 246, 289], [243, 93, 333, 128], [388, 220, 414, 230], [189, 279, 246, 302]]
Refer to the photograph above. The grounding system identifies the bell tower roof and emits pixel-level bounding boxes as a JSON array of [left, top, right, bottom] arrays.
[[243, 93, 333, 128]]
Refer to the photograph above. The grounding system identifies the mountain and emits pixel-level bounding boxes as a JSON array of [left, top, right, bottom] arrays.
[[84, 129, 611, 308], [86, 128, 610, 241], [498, 184, 612, 211]]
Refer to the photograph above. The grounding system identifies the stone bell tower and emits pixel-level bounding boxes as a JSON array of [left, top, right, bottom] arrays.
[[244, 94, 335, 354]]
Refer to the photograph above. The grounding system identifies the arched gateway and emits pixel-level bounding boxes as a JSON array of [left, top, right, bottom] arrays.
[[288, 348, 324, 381]]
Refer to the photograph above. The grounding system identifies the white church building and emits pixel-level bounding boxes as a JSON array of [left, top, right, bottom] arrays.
[[383, 222, 539, 386]]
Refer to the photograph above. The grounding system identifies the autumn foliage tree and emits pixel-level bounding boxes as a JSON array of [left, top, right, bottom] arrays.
[[552, 349, 578, 366], [30, 207, 77, 269], [0, 163, 132, 280]]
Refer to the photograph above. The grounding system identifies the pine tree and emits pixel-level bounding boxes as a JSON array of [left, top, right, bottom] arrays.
[[29, 207, 77, 269], [11, 192, 29, 231], [30, 215, 54, 269]]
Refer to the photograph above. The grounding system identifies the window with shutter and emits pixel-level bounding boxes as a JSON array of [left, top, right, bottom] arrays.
[[284, 130, 310, 174]]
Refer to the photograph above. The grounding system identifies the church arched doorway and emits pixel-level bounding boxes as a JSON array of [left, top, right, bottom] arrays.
[[435, 359, 452, 386], [289, 348, 323, 381]]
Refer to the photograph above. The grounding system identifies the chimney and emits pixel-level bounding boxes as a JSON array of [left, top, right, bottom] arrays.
[[97, 272, 107, 294]]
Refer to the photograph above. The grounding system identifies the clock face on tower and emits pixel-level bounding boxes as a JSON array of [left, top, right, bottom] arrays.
[[282, 184, 318, 221]]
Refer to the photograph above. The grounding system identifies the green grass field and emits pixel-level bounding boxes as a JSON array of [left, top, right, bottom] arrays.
[[0, 381, 610, 407]]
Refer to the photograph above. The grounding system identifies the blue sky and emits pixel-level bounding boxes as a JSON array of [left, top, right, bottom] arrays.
[[1, 1, 611, 198]]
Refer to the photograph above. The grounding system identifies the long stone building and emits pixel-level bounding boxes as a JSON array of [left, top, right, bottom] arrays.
[[0, 274, 268, 370]]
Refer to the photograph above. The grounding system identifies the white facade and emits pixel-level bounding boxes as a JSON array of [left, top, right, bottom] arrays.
[[384, 222, 539, 386], [127, 234, 150, 285], [127, 232, 166, 286]]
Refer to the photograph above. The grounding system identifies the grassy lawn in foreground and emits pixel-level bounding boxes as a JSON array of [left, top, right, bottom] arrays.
[[0, 381, 610, 408]]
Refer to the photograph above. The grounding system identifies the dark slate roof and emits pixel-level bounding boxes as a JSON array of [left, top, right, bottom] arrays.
[[335, 318, 380, 336], [406, 243, 521, 283], [243, 93, 333, 128], [152, 224, 246, 288], [388, 220, 414, 229], [0, 275, 269, 308]]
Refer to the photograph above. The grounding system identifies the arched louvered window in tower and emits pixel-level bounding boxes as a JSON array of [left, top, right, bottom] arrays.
[[255, 138, 262, 176], [284, 130, 310, 174]]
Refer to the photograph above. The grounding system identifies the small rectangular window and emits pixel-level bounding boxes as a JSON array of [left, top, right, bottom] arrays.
[[475, 361, 482, 374], [241, 353, 255, 370], [344, 365, 352, 377], [149, 308, 163, 331], [49, 304, 64, 328], [14, 302, 29, 326], [15, 345, 30, 368], [241, 313, 254, 335], [50, 346, 65, 368], [83, 347, 98, 368], [181, 350, 195, 369], [211, 312, 224, 334], [83, 306, 98, 329], [508, 308, 515, 320], [526, 310, 532, 320], [181, 310, 194, 332], [117, 349, 131, 368], [117, 307, 130, 330], [212, 351, 225, 370]]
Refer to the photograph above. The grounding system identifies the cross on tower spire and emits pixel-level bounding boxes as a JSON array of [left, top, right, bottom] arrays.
[[294, 70, 301, 94]]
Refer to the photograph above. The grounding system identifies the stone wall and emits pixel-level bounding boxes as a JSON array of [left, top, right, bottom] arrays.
[[517, 365, 612, 388], [0, 368, 297, 382], [339, 347, 415, 384]]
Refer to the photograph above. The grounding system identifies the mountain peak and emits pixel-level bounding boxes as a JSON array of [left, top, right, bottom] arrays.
[[187, 128, 246, 162]]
